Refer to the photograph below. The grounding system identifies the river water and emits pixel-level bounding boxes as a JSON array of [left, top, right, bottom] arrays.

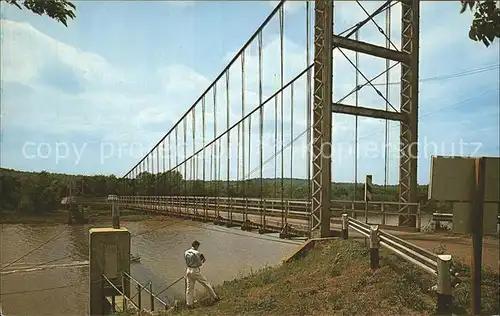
[[0, 218, 303, 315]]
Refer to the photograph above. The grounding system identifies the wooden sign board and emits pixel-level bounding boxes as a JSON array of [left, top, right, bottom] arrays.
[[452, 202, 499, 235], [428, 156, 499, 202]]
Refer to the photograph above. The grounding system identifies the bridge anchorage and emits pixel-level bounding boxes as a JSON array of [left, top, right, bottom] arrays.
[[89, 211, 175, 316]]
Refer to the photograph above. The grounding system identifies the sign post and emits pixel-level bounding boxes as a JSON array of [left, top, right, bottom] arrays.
[[471, 157, 486, 315], [364, 175, 373, 224], [428, 155, 499, 314]]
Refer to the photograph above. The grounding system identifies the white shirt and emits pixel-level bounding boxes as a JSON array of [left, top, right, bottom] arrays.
[[184, 247, 202, 268]]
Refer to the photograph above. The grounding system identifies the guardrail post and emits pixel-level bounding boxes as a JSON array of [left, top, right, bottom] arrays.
[[364, 175, 372, 224], [369, 225, 379, 269], [149, 281, 154, 312], [341, 214, 349, 239], [436, 254, 452, 315]]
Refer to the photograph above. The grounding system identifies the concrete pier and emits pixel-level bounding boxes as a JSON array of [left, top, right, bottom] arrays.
[[89, 227, 131, 316]]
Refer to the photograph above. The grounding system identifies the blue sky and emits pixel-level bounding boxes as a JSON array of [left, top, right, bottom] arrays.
[[1, 0, 498, 185]]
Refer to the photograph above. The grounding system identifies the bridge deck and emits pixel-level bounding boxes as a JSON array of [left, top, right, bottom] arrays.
[[119, 202, 420, 235]]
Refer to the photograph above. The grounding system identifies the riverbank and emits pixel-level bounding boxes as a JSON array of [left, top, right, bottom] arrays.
[[117, 238, 498, 316], [0, 209, 151, 224]]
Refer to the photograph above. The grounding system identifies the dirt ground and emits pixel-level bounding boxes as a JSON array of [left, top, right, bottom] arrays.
[[395, 232, 498, 271]]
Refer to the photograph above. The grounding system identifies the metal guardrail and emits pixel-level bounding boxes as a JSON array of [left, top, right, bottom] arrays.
[[75, 195, 422, 230], [348, 217, 438, 275], [102, 273, 138, 312], [102, 271, 171, 315], [342, 214, 455, 314], [122, 271, 169, 313]]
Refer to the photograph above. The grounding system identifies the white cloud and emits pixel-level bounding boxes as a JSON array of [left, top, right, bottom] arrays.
[[0, 18, 213, 149], [0, 19, 125, 87]]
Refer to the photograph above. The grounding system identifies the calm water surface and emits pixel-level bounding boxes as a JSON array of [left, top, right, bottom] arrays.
[[1, 218, 301, 315]]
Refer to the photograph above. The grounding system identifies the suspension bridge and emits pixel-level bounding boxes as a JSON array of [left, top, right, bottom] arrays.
[[83, 0, 435, 313], [4, 1, 498, 315], [112, 0, 420, 239]]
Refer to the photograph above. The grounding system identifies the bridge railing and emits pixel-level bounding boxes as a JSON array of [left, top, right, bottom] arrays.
[[101, 273, 138, 313], [102, 271, 170, 314], [110, 195, 421, 229], [122, 271, 169, 313], [342, 215, 456, 314]]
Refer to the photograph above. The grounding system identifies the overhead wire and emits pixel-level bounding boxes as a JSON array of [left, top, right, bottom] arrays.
[[243, 87, 498, 180], [1, 228, 67, 271], [0, 254, 77, 274], [0, 285, 74, 296], [371, 64, 499, 86], [1, 218, 186, 276], [243, 61, 497, 178], [366, 88, 499, 185]]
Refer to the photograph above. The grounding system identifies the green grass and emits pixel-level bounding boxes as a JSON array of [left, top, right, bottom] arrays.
[[160, 240, 437, 316]]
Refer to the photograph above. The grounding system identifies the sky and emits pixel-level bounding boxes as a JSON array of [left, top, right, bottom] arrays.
[[1, 0, 499, 185]]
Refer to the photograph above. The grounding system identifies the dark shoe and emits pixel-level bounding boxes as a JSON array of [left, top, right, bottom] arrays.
[[213, 296, 221, 302]]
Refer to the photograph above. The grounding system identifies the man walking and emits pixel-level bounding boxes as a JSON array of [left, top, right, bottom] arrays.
[[184, 240, 220, 308]]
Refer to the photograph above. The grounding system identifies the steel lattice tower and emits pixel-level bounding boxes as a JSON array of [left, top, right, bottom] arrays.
[[310, 0, 420, 237]]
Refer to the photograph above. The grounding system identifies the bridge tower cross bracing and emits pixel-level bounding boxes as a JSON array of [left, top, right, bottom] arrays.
[[311, 0, 421, 236]]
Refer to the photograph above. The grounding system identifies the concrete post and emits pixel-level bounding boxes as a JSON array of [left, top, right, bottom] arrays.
[[369, 225, 379, 269], [108, 195, 120, 229], [341, 214, 349, 239], [436, 254, 452, 315], [89, 227, 130, 316]]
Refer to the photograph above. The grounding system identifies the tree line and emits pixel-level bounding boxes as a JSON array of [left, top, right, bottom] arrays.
[[1, 168, 444, 215]]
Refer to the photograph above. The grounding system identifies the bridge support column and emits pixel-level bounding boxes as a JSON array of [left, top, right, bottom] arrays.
[[398, 0, 420, 227], [89, 227, 130, 316], [310, 0, 333, 238], [108, 195, 120, 229]]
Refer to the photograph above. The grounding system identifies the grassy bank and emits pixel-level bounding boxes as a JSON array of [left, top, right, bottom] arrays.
[[119, 239, 497, 316], [168, 239, 437, 315], [0, 209, 151, 224]]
